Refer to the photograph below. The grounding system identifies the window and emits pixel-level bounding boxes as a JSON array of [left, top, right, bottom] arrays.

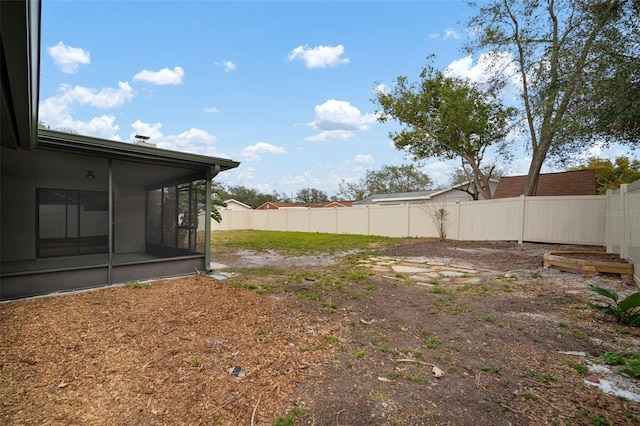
[[37, 189, 109, 257]]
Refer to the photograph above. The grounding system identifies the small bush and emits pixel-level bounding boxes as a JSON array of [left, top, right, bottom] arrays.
[[587, 285, 640, 326]]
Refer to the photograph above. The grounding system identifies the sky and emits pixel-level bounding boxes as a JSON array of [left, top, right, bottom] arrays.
[[38, 0, 635, 198]]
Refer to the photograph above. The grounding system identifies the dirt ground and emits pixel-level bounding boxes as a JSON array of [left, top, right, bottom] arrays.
[[2, 239, 639, 425]]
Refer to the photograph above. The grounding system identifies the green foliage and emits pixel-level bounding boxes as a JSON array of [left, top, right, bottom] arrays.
[[601, 352, 640, 378], [587, 285, 640, 326], [273, 407, 305, 426], [581, 409, 615, 426], [565, 359, 588, 377], [570, 156, 640, 194], [211, 230, 396, 255], [531, 370, 556, 383], [191, 355, 201, 368], [354, 349, 366, 359], [465, 0, 640, 196], [217, 184, 289, 209], [337, 164, 432, 200], [295, 187, 329, 203], [373, 64, 515, 200]]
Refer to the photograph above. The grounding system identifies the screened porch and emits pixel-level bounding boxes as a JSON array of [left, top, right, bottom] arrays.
[[0, 131, 238, 300]]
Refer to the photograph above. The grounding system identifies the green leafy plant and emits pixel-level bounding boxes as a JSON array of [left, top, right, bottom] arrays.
[[587, 285, 640, 326], [192, 355, 201, 368], [531, 370, 556, 383], [565, 359, 588, 377], [601, 352, 640, 378]]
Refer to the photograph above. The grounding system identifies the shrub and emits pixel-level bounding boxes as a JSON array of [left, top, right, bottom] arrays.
[[587, 285, 640, 326]]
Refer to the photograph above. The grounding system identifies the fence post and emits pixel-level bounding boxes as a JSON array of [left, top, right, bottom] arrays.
[[620, 184, 628, 260], [605, 189, 613, 253], [456, 201, 461, 241], [518, 195, 525, 244], [407, 203, 411, 237]]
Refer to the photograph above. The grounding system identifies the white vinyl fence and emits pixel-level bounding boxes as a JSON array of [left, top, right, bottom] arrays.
[[213, 194, 606, 245], [606, 179, 640, 284], [214, 183, 640, 284]]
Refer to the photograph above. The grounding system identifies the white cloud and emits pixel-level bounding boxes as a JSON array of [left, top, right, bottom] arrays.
[[73, 115, 122, 140], [204, 107, 220, 113], [373, 83, 388, 95], [39, 81, 134, 120], [239, 142, 286, 161], [424, 160, 455, 187], [279, 170, 322, 187], [445, 52, 521, 92], [127, 120, 227, 157], [354, 154, 375, 165], [133, 66, 184, 85], [166, 128, 216, 151], [129, 120, 163, 142], [428, 33, 440, 39], [305, 130, 354, 142], [47, 41, 90, 74], [215, 61, 237, 72], [38, 81, 134, 136], [443, 28, 460, 40], [305, 99, 377, 141], [287, 44, 350, 68]]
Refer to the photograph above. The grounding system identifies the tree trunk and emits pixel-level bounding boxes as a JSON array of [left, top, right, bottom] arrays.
[[524, 146, 548, 196]]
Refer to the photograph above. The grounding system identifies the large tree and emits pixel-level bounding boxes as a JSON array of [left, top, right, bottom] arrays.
[[570, 156, 640, 194], [337, 179, 369, 201], [337, 164, 433, 200], [449, 162, 504, 200], [466, 0, 640, 196], [364, 164, 432, 195], [295, 188, 329, 203], [222, 185, 279, 209], [373, 67, 514, 199]]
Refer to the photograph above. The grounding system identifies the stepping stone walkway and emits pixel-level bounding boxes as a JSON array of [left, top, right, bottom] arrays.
[[357, 256, 501, 287]]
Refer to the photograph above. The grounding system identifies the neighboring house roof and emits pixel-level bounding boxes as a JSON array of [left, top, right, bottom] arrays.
[[222, 199, 252, 210], [256, 201, 355, 210], [356, 190, 437, 205], [493, 170, 597, 198], [354, 180, 499, 205]]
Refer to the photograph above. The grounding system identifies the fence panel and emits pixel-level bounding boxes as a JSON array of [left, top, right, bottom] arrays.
[[337, 206, 369, 235], [309, 209, 338, 233], [523, 196, 605, 245], [605, 189, 622, 254], [624, 180, 640, 284], [287, 209, 310, 232], [458, 197, 522, 241], [368, 204, 410, 237]]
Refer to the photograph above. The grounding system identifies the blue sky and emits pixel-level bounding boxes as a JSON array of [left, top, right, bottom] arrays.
[[39, 0, 633, 197]]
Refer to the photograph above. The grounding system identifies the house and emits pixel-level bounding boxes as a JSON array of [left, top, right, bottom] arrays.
[[493, 170, 597, 199], [0, 1, 240, 300], [256, 201, 355, 210], [354, 180, 499, 206], [221, 199, 253, 210]]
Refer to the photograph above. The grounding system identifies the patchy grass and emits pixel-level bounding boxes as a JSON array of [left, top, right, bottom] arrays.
[[211, 230, 398, 255]]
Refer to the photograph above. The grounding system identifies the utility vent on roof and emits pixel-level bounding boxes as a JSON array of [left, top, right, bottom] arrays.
[[134, 134, 156, 148]]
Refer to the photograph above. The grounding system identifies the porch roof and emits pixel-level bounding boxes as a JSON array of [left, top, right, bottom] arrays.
[[38, 129, 240, 172]]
